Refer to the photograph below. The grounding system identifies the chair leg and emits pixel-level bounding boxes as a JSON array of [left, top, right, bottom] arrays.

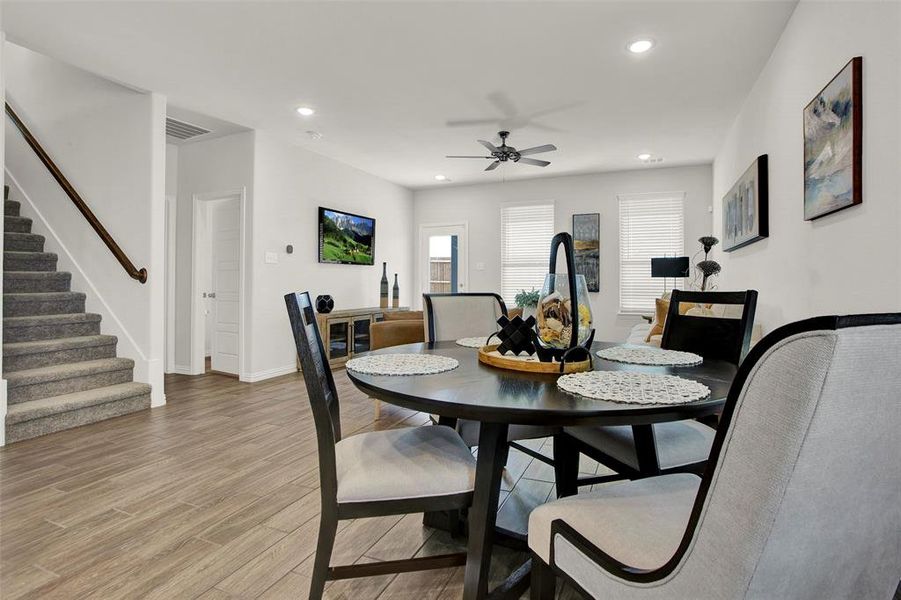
[[309, 511, 338, 600], [531, 555, 556, 599], [373, 399, 381, 420], [553, 434, 579, 498]]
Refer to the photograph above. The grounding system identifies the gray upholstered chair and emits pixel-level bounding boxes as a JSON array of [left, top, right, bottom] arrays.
[[285, 292, 475, 599], [423, 292, 560, 460], [530, 313, 901, 599], [557, 290, 758, 494]]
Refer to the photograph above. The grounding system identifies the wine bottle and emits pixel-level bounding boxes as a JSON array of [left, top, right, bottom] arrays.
[[392, 274, 400, 308], [380, 262, 389, 308]]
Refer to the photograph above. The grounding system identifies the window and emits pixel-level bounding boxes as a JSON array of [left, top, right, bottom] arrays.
[[501, 202, 555, 305], [618, 192, 685, 313]]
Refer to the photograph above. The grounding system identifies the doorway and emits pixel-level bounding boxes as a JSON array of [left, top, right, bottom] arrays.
[[419, 223, 468, 296], [191, 190, 246, 377]]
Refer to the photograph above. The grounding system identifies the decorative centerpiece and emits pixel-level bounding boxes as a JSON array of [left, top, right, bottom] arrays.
[[532, 232, 595, 364], [514, 288, 540, 320], [477, 232, 595, 374]]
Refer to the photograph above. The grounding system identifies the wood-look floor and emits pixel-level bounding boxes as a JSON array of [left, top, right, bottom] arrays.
[[0, 368, 602, 599]]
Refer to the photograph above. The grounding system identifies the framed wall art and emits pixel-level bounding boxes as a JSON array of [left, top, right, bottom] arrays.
[[723, 154, 769, 252], [803, 56, 862, 220], [572, 213, 599, 292]]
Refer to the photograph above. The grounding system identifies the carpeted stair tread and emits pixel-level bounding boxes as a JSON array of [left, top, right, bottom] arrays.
[[3, 334, 118, 358], [4, 250, 59, 271], [4, 271, 72, 293], [4, 215, 33, 233], [4, 232, 45, 252], [4, 357, 134, 388], [5, 200, 22, 217], [3, 291, 85, 317], [4, 312, 102, 342], [6, 382, 152, 425]]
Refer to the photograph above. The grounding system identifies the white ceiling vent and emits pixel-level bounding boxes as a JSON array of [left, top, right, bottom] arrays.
[[166, 117, 211, 141]]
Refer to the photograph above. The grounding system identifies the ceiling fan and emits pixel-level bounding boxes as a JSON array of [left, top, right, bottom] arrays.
[[446, 131, 557, 171]]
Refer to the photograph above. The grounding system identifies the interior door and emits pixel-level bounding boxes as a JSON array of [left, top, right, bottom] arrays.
[[419, 224, 467, 296], [210, 198, 241, 374]]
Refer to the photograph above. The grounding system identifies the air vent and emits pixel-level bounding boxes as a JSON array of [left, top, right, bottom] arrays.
[[166, 117, 211, 141]]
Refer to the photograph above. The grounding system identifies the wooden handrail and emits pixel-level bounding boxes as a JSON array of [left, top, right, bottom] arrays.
[[5, 102, 148, 283]]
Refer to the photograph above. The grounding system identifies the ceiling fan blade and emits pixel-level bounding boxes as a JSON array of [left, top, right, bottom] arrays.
[[517, 157, 551, 167], [446, 155, 493, 159], [446, 118, 499, 127], [478, 139, 499, 153], [518, 144, 557, 156], [485, 160, 501, 171]]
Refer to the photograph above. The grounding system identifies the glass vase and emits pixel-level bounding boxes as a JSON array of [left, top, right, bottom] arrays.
[[536, 274, 593, 349]]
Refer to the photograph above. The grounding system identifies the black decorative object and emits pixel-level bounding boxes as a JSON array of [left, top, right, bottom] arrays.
[[533, 232, 595, 369], [650, 257, 690, 278], [315, 294, 335, 314], [494, 314, 537, 356], [379, 262, 389, 308], [392, 273, 399, 308]]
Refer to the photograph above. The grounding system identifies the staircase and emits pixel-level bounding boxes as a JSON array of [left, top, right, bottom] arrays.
[[3, 185, 151, 443]]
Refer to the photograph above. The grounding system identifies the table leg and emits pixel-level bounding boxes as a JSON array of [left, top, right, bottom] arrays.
[[632, 424, 661, 476], [463, 422, 509, 600]]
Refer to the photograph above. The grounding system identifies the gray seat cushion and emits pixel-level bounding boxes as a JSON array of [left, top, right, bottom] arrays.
[[335, 425, 476, 503], [564, 420, 715, 470], [528, 473, 699, 568]]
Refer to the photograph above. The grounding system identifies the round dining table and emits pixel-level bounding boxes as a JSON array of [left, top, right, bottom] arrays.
[[347, 340, 737, 600]]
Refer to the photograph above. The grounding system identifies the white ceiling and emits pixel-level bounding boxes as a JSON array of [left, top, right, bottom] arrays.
[[3, 1, 796, 189]]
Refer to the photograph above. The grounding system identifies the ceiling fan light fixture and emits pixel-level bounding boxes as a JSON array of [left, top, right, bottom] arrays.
[[627, 39, 655, 54]]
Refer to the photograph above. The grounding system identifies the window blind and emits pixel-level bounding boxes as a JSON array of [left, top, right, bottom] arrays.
[[618, 193, 685, 313], [501, 203, 554, 305]]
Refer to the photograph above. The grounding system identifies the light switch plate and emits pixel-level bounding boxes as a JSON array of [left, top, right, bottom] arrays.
[[476, 262, 485, 271], [265, 251, 279, 264]]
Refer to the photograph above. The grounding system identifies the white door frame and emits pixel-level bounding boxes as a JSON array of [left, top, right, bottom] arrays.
[[418, 222, 469, 303], [190, 189, 247, 379], [165, 195, 177, 373]]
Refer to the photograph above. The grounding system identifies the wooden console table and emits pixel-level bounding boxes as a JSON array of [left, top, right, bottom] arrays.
[[312, 306, 411, 369]]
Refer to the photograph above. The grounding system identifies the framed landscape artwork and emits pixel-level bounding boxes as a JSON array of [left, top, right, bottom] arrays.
[[572, 213, 599, 292], [803, 56, 862, 220], [722, 154, 769, 252]]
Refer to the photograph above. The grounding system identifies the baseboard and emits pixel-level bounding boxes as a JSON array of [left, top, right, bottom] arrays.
[[171, 364, 195, 376], [242, 364, 297, 383]]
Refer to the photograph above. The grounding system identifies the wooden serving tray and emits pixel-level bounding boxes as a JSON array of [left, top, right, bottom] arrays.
[[477, 344, 592, 374]]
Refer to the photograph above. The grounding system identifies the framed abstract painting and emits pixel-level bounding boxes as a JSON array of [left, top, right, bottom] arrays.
[[572, 213, 599, 292], [722, 154, 769, 252], [803, 57, 862, 220]]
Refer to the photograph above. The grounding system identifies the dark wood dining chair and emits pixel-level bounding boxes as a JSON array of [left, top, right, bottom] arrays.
[[284, 291, 476, 599], [423, 292, 560, 466], [556, 290, 759, 495], [531, 313, 901, 599]]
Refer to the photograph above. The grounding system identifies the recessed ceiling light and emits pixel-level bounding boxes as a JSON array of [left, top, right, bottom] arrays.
[[434, 174, 448, 181], [637, 153, 652, 161], [296, 106, 315, 116], [627, 39, 655, 54]]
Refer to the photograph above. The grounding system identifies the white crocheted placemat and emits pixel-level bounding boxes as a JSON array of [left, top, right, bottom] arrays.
[[456, 336, 493, 348], [346, 354, 459, 376], [557, 371, 710, 404], [596, 346, 703, 367]]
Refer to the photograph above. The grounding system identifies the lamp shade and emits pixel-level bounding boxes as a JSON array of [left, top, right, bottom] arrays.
[[651, 256, 690, 278]]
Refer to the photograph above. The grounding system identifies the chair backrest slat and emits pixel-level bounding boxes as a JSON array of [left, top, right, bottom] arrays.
[[661, 289, 758, 365], [423, 292, 508, 342], [285, 292, 340, 494]]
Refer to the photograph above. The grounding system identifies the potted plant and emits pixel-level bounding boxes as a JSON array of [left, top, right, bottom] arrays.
[[514, 288, 540, 320]]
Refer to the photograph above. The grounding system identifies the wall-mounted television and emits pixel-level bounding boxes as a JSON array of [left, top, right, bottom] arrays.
[[318, 207, 375, 265]]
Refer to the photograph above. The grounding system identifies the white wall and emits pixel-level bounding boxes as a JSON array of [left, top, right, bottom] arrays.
[[1, 27, 8, 446], [413, 165, 713, 341], [713, 0, 901, 331], [4, 43, 167, 406], [250, 131, 414, 380], [165, 143, 178, 197], [173, 131, 254, 373]]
